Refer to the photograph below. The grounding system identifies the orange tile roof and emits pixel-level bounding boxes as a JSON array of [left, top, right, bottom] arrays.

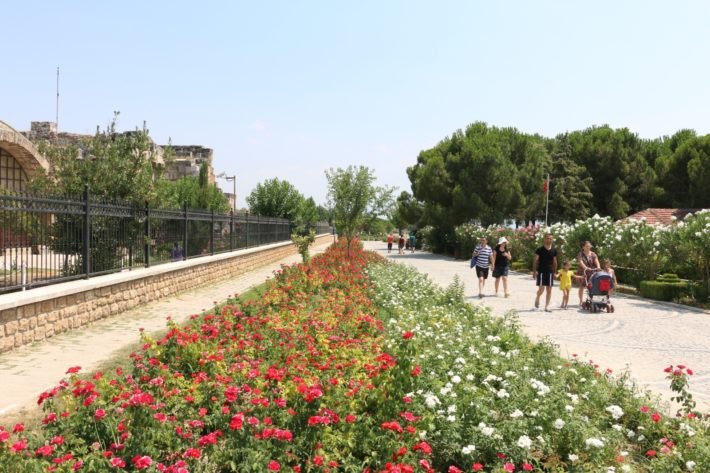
[[624, 208, 699, 225]]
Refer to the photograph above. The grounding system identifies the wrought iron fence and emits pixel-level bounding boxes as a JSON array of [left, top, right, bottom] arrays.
[[1, 188, 332, 294]]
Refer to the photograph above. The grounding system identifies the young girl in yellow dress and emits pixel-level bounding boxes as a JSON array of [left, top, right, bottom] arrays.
[[557, 260, 574, 309]]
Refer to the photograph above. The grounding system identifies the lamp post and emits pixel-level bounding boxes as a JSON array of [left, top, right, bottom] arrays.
[[221, 175, 236, 212]]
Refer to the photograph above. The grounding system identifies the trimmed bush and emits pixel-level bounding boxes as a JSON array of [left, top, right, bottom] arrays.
[[639, 279, 707, 302]]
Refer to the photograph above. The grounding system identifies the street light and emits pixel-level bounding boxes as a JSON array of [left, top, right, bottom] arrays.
[[217, 173, 237, 212]]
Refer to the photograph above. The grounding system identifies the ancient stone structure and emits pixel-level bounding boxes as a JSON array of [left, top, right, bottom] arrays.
[[0, 120, 50, 192], [164, 145, 215, 183]]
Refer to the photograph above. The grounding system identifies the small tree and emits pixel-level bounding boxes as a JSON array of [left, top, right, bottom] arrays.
[[246, 178, 304, 221], [325, 165, 394, 254]]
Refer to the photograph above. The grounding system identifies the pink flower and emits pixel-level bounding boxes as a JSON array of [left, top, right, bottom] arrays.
[[132, 455, 153, 469], [522, 463, 534, 471], [110, 458, 126, 468], [95, 408, 106, 420], [472, 464, 484, 471], [504, 463, 516, 472]]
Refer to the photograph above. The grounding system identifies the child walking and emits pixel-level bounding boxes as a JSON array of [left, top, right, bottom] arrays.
[[557, 260, 573, 309]]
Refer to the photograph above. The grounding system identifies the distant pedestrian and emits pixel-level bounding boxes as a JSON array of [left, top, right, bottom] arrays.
[[532, 232, 558, 312], [576, 241, 600, 305], [171, 242, 184, 262], [398, 234, 405, 255], [409, 233, 417, 253], [492, 236, 512, 297], [387, 232, 394, 253], [557, 260, 573, 309], [473, 236, 493, 299]]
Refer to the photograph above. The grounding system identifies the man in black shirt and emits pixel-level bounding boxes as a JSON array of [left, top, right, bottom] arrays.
[[532, 232, 558, 312]]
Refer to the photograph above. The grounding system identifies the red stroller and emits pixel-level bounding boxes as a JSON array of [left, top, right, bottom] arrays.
[[581, 268, 615, 313]]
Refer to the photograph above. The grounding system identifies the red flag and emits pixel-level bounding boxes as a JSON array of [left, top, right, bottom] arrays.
[[542, 179, 548, 194]]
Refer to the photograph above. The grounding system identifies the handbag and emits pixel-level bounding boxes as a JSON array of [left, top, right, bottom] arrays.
[[470, 255, 477, 268]]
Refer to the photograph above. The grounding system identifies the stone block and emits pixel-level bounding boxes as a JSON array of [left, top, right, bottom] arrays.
[[41, 300, 54, 314], [38, 313, 47, 326], [5, 320, 18, 336], [0, 309, 16, 324]]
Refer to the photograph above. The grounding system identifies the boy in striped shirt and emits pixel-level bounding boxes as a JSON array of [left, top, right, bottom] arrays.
[[473, 236, 493, 299]]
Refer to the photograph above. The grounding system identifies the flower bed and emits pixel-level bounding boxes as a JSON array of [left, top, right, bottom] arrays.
[[1, 240, 709, 472]]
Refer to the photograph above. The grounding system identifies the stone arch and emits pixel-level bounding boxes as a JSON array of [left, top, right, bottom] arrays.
[[0, 120, 50, 191]]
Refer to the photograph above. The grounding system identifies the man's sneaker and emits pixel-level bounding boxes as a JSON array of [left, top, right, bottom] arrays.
[[532, 304, 540, 311], [544, 307, 552, 312]]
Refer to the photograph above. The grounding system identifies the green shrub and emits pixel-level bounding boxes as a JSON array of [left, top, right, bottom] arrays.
[[639, 279, 707, 302], [511, 261, 527, 271]]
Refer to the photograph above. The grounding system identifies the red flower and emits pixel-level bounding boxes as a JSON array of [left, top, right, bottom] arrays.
[[12, 423, 25, 433], [66, 366, 82, 374], [646, 450, 657, 457], [35, 444, 55, 457], [95, 409, 106, 420], [402, 331, 414, 339], [110, 458, 126, 468], [522, 463, 534, 471], [472, 463, 484, 471], [268, 460, 281, 471], [410, 366, 421, 376], [503, 463, 516, 472], [448, 466, 463, 473], [132, 455, 153, 469], [651, 412, 662, 423]]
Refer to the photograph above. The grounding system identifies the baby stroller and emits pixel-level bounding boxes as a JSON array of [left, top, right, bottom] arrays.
[[581, 268, 615, 313]]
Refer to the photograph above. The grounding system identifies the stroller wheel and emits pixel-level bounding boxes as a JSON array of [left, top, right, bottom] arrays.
[[610, 305, 615, 313], [606, 305, 611, 313]]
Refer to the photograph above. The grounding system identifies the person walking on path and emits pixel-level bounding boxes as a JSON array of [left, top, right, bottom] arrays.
[[602, 258, 618, 296], [387, 232, 394, 254], [557, 260, 574, 309], [398, 234, 405, 255], [532, 232, 558, 312], [492, 236, 512, 297], [576, 240, 600, 305], [408, 233, 417, 254], [473, 236, 493, 299]]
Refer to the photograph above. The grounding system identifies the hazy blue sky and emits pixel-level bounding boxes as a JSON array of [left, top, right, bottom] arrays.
[[3, 1, 709, 207]]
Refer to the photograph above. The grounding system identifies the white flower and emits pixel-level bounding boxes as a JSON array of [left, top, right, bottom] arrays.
[[461, 444, 476, 455], [565, 405, 574, 412], [687, 460, 696, 471], [554, 419, 565, 429], [606, 405, 624, 420], [496, 388, 509, 399], [446, 415, 456, 422], [585, 437, 605, 449], [510, 409, 524, 418], [517, 435, 532, 449], [451, 375, 462, 384], [478, 422, 495, 437], [568, 454, 579, 462], [447, 405, 457, 414]]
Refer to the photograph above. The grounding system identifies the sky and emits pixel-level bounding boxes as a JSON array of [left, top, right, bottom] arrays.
[[3, 1, 710, 208]]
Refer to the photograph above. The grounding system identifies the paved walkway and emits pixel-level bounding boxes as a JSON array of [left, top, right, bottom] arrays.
[[364, 241, 710, 413], [0, 243, 331, 418], [2, 241, 708, 420]]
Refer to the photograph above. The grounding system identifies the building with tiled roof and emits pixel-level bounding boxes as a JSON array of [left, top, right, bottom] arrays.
[[625, 208, 699, 225]]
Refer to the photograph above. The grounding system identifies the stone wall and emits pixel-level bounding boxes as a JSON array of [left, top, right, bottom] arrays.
[[0, 234, 332, 353]]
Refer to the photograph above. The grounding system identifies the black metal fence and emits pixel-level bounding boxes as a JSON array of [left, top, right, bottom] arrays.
[[1, 189, 332, 295]]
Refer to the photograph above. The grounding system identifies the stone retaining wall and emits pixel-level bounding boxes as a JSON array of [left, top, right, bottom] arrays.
[[0, 234, 332, 353]]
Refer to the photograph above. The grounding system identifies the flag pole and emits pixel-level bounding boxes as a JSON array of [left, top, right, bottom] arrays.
[[544, 174, 550, 226]]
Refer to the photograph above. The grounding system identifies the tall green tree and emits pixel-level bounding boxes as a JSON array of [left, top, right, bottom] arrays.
[[546, 134, 593, 223], [246, 178, 304, 220], [325, 165, 394, 254]]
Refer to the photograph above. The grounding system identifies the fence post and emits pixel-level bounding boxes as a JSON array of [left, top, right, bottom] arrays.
[[144, 201, 150, 268], [183, 201, 188, 261], [245, 212, 249, 248], [83, 184, 90, 279], [210, 209, 215, 255], [230, 209, 234, 251]]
